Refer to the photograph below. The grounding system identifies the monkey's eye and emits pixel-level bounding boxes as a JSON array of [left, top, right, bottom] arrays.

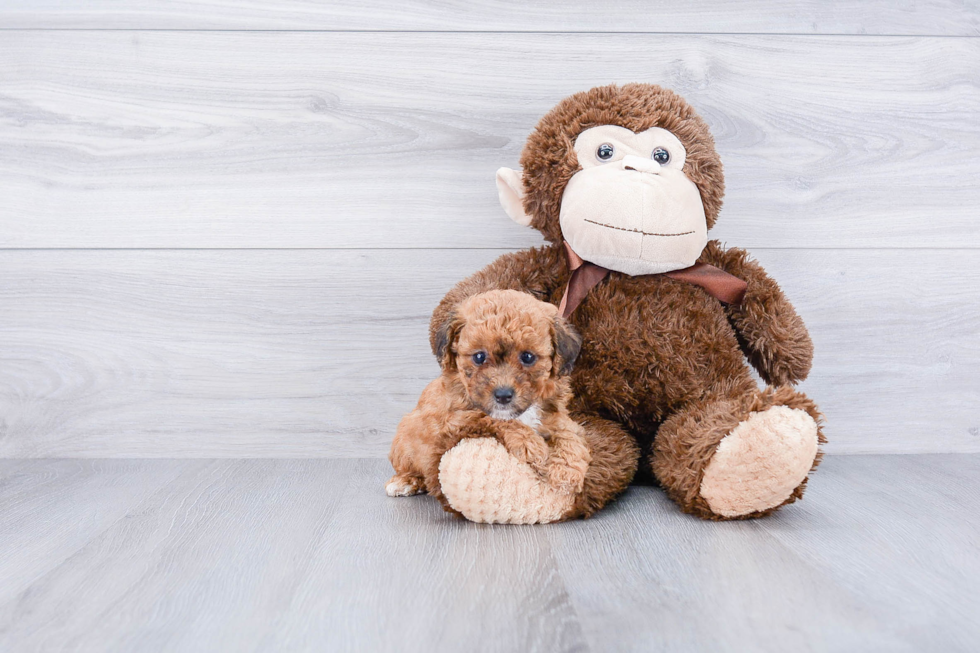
[[652, 147, 670, 164], [472, 351, 487, 365], [519, 351, 537, 365], [596, 143, 615, 161]]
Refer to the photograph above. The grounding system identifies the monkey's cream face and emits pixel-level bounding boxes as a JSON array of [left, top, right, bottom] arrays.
[[559, 125, 708, 275]]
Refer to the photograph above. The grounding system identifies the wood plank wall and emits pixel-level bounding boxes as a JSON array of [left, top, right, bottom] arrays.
[[1, 3, 978, 457]]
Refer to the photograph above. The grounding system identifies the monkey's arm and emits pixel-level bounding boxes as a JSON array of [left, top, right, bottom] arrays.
[[429, 243, 566, 357], [699, 240, 813, 386]]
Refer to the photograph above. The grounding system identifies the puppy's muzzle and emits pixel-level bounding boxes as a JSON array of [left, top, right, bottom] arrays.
[[493, 386, 515, 406]]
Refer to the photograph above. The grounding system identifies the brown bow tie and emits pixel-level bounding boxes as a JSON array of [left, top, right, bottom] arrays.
[[558, 242, 747, 319]]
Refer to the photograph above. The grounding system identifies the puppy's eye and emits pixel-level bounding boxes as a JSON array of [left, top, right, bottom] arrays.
[[519, 351, 537, 365], [472, 352, 487, 365], [596, 143, 615, 161], [652, 147, 670, 164]]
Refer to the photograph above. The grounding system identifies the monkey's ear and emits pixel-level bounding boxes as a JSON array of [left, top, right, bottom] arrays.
[[552, 317, 583, 377], [496, 167, 532, 227], [435, 311, 463, 372]]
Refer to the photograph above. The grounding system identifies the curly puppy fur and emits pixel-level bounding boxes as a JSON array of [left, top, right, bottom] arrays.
[[430, 84, 823, 520], [388, 290, 592, 509]]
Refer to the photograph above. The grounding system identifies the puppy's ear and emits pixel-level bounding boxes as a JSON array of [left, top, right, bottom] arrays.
[[435, 311, 464, 372], [551, 316, 582, 377]]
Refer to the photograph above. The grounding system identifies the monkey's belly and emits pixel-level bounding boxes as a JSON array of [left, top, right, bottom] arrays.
[[568, 276, 751, 423]]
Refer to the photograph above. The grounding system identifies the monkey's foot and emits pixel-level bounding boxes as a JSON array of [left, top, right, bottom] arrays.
[[439, 438, 576, 524], [699, 405, 819, 518]]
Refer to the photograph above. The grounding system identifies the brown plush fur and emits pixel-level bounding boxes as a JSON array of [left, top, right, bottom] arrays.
[[651, 386, 825, 520], [567, 413, 640, 519], [519, 83, 725, 243], [389, 290, 592, 510], [430, 84, 824, 520]]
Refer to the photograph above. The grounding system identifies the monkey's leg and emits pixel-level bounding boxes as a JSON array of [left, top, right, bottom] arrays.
[[650, 387, 825, 520], [437, 413, 639, 524]]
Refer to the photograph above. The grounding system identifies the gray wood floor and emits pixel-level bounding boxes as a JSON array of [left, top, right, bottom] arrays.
[[1, 454, 977, 652]]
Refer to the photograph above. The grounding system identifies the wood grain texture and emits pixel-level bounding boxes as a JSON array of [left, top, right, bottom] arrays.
[[0, 459, 359, 652], [549, 453, 980, 652], [0, 459, 199, 606], [0, 458, 587, 653], [1, 248, 977, 457], [1, 32, 978, 249], [550, 486, 902, 651], [257, 459, 586, 653], [0, 455, 977, 652], [758, 454, 980, 652], [1, 0, 978, 34]]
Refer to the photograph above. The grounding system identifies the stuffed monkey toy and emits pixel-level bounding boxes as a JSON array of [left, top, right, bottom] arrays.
[[430, 84, 825, 523]]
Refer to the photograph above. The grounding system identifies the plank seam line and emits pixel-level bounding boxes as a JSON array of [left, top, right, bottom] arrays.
[[0, 28, 977, 37], [0, 247, 978, 253], [3, 453, 977, 461]]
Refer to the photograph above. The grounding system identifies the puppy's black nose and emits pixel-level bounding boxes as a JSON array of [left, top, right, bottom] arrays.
[[493, 387, 515, 405]]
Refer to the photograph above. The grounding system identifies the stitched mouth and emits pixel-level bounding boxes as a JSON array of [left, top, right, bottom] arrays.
[[584, 219, 694, 237]]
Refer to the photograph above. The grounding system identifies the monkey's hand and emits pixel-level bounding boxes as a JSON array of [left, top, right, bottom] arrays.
[[700, 240, 813, 386]]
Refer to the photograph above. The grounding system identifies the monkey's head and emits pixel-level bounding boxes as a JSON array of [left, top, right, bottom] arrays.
[[496, 84, 724, 275]]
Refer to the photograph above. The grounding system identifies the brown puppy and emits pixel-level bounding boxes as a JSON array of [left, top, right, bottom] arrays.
[[386, 289, 590, 509]]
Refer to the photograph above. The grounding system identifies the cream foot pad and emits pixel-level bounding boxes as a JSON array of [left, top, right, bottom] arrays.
[[439, 438, 575, 524], [700, 406, 819, 518]]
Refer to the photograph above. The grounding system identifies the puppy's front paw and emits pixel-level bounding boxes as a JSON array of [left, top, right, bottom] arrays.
[[546, 436, 591, 494], [385, 474, 424, 497], [506, 434, 550, 471], [547, 459, 588, 495]]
